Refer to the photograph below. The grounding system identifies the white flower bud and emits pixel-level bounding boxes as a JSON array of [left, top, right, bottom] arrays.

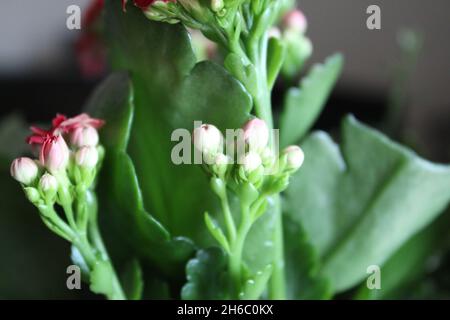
[[75, 146, 99, 169], [39, 173, 58, 194], [193, 124, 223, 156], [283, 146, 304, 171], [241, 152, 262, 173], [70, 126, 99, 147], [10, 157, 39, 185], [242, 118, 269, 152]]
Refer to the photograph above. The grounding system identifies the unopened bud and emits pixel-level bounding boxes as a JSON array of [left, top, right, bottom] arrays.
[[75, 146, 99, 169], [40, 135, 70, 174], [283, 145, 304, 171], [283, 10, 307, 33], [70, 126, 99, 147], [10, 157, 39, 185], [241, 151, 262, 173], [211, 0, 224, 13], [242, 118, 269, 152], [193, 124, 223, 157], [39, 173, 58, 195]]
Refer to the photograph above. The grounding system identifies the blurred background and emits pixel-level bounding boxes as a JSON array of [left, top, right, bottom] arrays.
[[0, 0, 449, 299]]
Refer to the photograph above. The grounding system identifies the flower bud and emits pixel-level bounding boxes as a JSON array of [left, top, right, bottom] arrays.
[[211, 0, 224, 13], [40, 135, 70, 174], [39, 173, 58, 194], [283, 10, 307, 33], [70, 126, 99, 147], [241, 152, 262, 173], [193, 124, 223, 157], [212, 153, 230, 177], [75, 146, 99, 169], [283, 145, 304, 171], [242, 118, 269, 152], [10, 157, 39, 185]]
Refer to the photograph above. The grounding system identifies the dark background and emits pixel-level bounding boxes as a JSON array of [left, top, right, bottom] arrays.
[[0, 0, 449, 299]]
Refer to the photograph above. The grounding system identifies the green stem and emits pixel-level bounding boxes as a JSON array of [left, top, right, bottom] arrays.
[[219, 190, 237, 243], [85, 191, 126, 300], [229, 203, 252, 298]]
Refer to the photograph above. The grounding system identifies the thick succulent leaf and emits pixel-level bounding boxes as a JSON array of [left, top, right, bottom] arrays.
[[280, 54, 343, 147], [89, 261, 123, 300], [105, 3, 252, 245], [283, 215, 332, 299], [84, 72, 134, 152], [121, 259, 144, 300], [285, 115, 450, 292], [181, 247, 229, 300], [355, 210, 450, 299], [86, 77, 197, 279]]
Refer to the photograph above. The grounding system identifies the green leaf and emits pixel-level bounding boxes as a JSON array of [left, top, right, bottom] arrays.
[[280, 54, 343, 146], [89, 261, 123, 300], [121, 259, 144, 300], [104, 2, 252, 245], [283, 215, 332, 299], [84, 72, 134, 152], [84, 71, 195, 277], [285, 115, 450, 293], [181, 247, 229, 300], [355, 209, 450, 299], [239, 264, 273, 300]]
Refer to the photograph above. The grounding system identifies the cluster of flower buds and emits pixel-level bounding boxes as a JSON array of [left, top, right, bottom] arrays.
[[10, 113, 105, 206], [192, 117, 304, 195], [270, 9, 313, 78]]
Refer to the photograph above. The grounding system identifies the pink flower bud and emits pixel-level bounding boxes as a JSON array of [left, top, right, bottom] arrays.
[[283, 10, 307, 33], [10, 157, 39, 185], [40, 135, 70, 174], [75, 146, 99, 168], [283, 145, 304, 171], [242, 118, 269, 152], [70, 126, 99, 147], [193, 124, 223, 156], [241, 152, 262, 173]]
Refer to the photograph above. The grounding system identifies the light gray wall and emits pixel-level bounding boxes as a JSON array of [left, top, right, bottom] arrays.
[[0, 0, 449, 137], [298, 0, 450, 146]]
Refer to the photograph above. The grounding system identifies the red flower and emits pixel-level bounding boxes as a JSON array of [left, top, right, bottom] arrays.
[[58, 113, 105, 133], [27, 113, 104, 145]]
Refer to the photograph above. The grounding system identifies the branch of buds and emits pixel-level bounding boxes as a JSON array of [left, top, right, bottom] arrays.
[[193, 118, 304, 298], [10, 113, 125, 300]]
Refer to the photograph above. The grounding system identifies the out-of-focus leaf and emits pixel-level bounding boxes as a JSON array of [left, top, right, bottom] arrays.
[[283, 215, 332, 299], [285, 115, 450, 292], [181, 247, 229, 300], [121, 259, 143, 300], [355, 209, 450, 299], [280, 54, 343, 146], [90, 260, 122, 300]]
